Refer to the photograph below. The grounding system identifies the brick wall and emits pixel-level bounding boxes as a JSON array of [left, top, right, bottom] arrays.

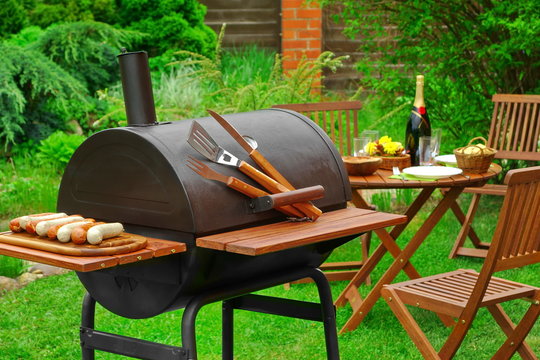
[[281, 0, 322, 71]]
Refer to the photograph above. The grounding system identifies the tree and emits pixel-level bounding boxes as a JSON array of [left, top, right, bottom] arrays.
[[323, 0, 540, 148]]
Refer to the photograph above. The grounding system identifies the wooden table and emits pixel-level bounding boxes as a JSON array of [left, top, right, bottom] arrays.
[[336, 164, 502, 334]]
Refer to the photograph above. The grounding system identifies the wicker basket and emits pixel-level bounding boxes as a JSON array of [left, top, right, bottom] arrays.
[[453, 137, 496, 173], [376, 154, 411, 170]]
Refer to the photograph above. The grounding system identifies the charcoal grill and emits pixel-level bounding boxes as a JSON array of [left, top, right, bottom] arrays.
[[0, 51, 407, 360]]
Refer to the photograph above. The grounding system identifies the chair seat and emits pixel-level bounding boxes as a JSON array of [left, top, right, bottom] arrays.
[[463, 184, 507, 196], [386, 269, 538, 318]]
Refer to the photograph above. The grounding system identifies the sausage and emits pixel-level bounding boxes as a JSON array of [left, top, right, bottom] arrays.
[[34, 215, 84, 236], [47, 218, 95, 239], [47, 218, 94, 240], [56, 220, 95, 243], [22, 213, 67, 233], [86, 223, 124, 245], [9, 213, 53, 232], [71, 222, 106, 244]]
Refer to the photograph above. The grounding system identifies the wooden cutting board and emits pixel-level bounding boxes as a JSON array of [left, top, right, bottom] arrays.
[[0, 231, 147, 256]]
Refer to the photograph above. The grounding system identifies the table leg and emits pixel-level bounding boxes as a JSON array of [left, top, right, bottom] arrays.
[[335, 188, 434, 308], [339, 187, 463, 334]]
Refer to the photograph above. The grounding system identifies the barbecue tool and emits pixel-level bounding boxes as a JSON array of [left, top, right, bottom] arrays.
[[186, 156, 304, 218], [188, 121, 322, 220], [207, 110, 322, 219]]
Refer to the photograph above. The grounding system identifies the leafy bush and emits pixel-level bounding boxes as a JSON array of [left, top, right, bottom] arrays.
[[116, 0, 216, 60], [0, 43, 85, 151], [36, 131, 86, 169], [0, 0, 27, 38], [169, 26, 348, 113], [27, 0, 119, 28], [322, 0, 540, 152], [32, 21, 144, 93]]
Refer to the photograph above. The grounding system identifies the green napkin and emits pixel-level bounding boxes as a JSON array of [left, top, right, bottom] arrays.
[[389, 174, 437, 181]]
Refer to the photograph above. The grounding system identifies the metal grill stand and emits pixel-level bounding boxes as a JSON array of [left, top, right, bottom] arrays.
[[80, 267, 339, 360]]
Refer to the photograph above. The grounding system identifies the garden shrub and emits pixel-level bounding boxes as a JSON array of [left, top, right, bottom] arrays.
[[32, 21, 144, 93], [169, 26, 348, 114], [116, 0, 216, 61], [322, 0, 540, 152], [27, 0, 119, 28], [0, 0, 27, 37], [0, 43, 84, 152], [36, 131, 86, 169]]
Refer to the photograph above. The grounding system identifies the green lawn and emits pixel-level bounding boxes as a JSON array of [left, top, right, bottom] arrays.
[[0, 191, 538, 359]]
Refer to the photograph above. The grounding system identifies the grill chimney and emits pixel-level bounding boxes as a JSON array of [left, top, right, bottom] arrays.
[[117, 49, 157, 126]]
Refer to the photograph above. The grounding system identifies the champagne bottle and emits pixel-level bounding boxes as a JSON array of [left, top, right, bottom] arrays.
[[405, 75, 431, 165]]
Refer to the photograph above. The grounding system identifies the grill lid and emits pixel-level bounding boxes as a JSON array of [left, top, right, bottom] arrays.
[[57, 109, 351, 235]]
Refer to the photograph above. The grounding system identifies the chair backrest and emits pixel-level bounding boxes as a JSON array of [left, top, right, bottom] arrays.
[[272, 101, 363, 156], [488, 94, 540, 161], [456, 166, 540, 328], [490, 166, 540, 272]]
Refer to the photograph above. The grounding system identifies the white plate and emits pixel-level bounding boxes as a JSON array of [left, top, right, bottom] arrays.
[[403, 166, 463, 179], [434, 154, 457, 166]]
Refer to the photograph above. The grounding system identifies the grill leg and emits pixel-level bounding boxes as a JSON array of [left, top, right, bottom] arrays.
[[81, 292, 96, 360], [307, 268, 340, 360], [222, 301, 234, 360]]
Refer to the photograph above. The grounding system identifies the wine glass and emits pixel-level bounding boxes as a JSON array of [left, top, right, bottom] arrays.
[[360, 130, 380, 142], [354, 137, 371, 157], [419, 136, 435, 166], [430, 128, 442, 158]]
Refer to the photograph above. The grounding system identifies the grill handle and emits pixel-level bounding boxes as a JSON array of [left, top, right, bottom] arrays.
[[250, 185, 325, 214]]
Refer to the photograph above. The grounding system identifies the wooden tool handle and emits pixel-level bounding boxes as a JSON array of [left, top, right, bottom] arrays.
[[248, 150, 323, 220], [238, 161, 289, 193], [269, 186, 325, 208], [227, 178, 304, 218], [249, 149, 295, 189]]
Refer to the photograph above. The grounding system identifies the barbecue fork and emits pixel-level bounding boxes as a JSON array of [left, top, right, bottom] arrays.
[[188, 121, 322, 220], [186, 156, 304, 218]]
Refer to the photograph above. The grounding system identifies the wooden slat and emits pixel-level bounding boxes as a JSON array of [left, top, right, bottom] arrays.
[[196, 208, 406, 256], [273, 101, 362, 112], [0, 232, 186, 272], [345, 110, 351, 155], [463, 184, 507, 196], [271, 102, 362, 156]]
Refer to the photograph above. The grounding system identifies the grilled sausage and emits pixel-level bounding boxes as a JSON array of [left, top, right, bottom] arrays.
[[86, 223, 124, 245], [34, 215, 84, 236], [56, 220, 95, 243], [10, 213, 54, 232], [22, 213, 67, 233], [47, 218, 94, 240], [71, 222, 105, 244]]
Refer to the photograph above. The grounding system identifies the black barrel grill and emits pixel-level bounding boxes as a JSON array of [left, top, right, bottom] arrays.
[[55, 51, 357, 360]]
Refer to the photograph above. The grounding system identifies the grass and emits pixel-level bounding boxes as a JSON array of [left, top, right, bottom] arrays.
[[0, 157, 61, 277], [0, 188, 537, 359]]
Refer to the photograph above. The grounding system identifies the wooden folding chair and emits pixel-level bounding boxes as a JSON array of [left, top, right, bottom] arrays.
[[449, 94, 540, 259], [382, 166, 540, 359], [272, 101, 370, 283]]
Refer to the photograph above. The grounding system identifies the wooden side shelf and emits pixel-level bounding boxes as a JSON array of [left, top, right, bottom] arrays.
[[196, 208, 407, 256], [0, 232, 186, 272]]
